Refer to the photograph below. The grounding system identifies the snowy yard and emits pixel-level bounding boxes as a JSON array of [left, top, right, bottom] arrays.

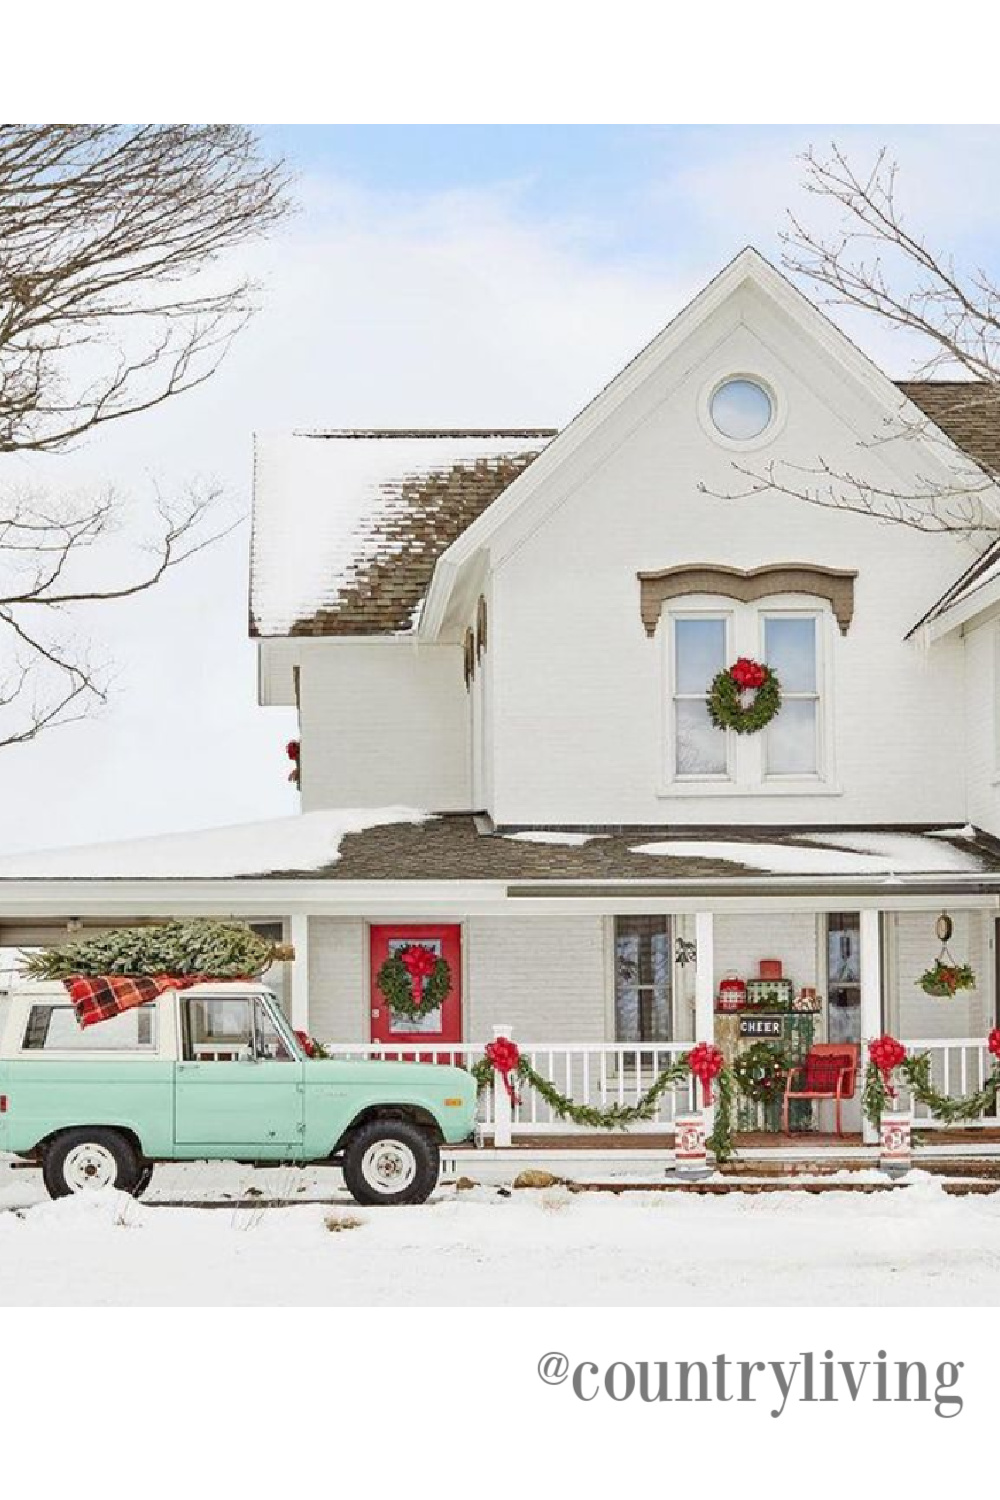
[[3, 1157, 1000, 1306]]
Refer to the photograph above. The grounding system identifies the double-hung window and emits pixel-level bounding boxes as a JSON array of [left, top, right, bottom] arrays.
[[666, 600, 827, 789]]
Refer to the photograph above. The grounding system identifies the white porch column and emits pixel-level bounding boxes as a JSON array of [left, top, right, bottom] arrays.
[[289, 912, 310, 1032], [694, 912, 716, 1133], [492, 1025, 513, 1148], [859, 909, 883, 1145]]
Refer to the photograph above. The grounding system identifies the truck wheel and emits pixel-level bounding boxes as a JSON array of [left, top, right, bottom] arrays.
[[342, 1119, 440, 1206], [42, 1128, 143, 1200]]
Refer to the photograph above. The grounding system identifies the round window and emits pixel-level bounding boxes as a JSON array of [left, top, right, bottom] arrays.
[[710, 378, 773, 441]]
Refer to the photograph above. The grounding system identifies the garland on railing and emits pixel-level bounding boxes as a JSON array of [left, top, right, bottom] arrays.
[[862, 1029, 1000, 1128], [472, 1040, 736, 1162]]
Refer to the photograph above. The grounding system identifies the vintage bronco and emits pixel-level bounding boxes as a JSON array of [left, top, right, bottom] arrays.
[[0, 981, 478, 1205]]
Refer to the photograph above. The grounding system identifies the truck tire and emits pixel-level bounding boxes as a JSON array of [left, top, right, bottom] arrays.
[[342, 1119, 440, 1206], [42, 1128, 143, 1200]]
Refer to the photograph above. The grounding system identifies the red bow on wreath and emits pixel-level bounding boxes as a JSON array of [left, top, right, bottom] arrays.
[[868, 1034, 906, 1096], [485, 1036, 522, 1105], [729, 657, 768, 691], [399, 944, 438, 1008], [688, 1041, 724, 1105]]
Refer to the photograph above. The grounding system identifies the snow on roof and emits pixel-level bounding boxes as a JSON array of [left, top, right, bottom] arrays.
[[630, 831, 985, 877], [250, 429, 554, 637], [0, 808, 432, 880]]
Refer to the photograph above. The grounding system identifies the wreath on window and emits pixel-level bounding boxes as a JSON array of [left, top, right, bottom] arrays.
[[376, 944, 452, 1021], [732, 1041, 791, 1103], [707, 657, 782, 735]]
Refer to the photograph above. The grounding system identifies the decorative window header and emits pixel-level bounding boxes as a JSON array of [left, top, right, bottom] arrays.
[[637, 563, 857, 637]]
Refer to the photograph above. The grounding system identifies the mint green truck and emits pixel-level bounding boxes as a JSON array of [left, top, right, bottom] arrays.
[[0, 981, 477, 1205]]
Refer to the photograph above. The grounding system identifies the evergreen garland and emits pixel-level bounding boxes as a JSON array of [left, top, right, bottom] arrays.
[[863, 1053, 1000, 1128], [20, 920, 292, 981], [471, 1051, 738, 1163]]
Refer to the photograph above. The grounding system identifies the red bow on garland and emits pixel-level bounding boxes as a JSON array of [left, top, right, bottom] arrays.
[[688, 1041, 725, 1105], [729, 657, 767, 691], [868, 1034, 907, 1096], [485, 1036, 522, 1105], [989, 1028, 1000, 1061], [400, 944, 438, 1008]]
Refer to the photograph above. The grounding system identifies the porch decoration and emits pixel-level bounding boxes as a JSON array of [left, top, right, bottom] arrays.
[[862, 1029, 1000, 1127], [732, 1041, 790, 1104], [707, 656, 781, 735], [917, 959, 976, 998], [472, 1043, 737, 1162], [286, 738, 300, 787], [294, 1029, 330, 1059], [375, 944, 452, 1021]]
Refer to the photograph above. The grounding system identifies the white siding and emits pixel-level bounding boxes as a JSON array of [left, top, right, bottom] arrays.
[[714, 913, 819, 998], [963, 617, 1000, 837], [485, 284, 977, 826], [298, 641, 470, 812]]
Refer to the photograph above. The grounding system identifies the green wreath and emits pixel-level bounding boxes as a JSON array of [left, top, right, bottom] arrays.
[[707, 659, 782, 735], [732, 1042, 790, 1103], [376, 951, 452, 1022]]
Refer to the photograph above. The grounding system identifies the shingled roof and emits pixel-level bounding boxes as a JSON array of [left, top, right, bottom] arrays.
[[250, 430, 554, 637], [250, 383, 998, 640]]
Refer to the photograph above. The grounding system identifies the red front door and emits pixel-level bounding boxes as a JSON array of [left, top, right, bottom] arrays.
[[370, 924, 463, 1050]]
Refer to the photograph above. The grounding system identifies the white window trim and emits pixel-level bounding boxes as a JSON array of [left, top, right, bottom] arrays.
[[659, 593, 839, 797]]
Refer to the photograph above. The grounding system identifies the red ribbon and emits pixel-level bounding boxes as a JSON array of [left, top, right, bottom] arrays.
[[294, 1029, 319, 1058], [485, 1036, 522, 1105], [729, 657, 767, 691], [688, 1041, 724, 1106], [988, 1028, 1000, 1062], [400, 944, 437, 1008], [868, 1034, 906, 1097]]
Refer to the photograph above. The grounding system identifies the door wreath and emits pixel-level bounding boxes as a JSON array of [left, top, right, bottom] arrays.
[[707, 657, 782, 735], [732, 1041, 791, 1103], [376, 944, 452, 1021]]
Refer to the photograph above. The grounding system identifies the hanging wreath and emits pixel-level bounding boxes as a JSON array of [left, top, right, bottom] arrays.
[[732, 1041, 791, 1103], [707, 657, 782, 735], [376, 944, 452, 1021]]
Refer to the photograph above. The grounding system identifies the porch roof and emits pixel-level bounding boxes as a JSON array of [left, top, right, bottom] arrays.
[[0, 811, 999, 892]]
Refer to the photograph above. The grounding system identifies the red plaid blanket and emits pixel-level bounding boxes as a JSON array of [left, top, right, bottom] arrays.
[[64, 974, 210, 1028]]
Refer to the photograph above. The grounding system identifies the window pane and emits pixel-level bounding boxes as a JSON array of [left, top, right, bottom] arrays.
[[184, 997, 252, 1060], [764, 616, 816, 692], [766, 698, 817, 775], [675, 617, 726, 693], [676, 699, 727, 775], [22, 1004, 157, 1051], [615, 917, 672, 1042], [254, 997, 293, 1061]]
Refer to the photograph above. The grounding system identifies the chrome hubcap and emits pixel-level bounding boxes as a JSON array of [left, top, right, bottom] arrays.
[[361, 1139, 417, 1196], [63, 1143, 118, 1193]]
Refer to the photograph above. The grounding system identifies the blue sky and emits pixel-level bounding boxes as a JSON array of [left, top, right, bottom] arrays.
[[4, 124, 1000, 853]]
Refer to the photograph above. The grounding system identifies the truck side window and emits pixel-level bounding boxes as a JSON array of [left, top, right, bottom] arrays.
[[253, 997, 294, 1061], [22, 1004, 157, 1051], [182, 997, 253, 1062]]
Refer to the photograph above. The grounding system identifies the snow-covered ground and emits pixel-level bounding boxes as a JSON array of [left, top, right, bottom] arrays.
[[3, 1158, 1000, 1306]]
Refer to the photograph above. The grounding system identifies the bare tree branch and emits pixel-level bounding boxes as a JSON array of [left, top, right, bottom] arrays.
[[0, 125, 291, 747]]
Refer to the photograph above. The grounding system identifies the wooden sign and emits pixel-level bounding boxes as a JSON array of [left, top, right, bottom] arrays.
[[738, 1014, 783, 1038]]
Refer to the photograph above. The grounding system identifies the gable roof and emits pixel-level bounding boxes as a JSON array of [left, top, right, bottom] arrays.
[[250, 430, 554, 637], [249, 250, 1000, 642]]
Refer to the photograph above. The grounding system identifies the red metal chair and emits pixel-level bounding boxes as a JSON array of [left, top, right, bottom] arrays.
[[782, 1044, 860, 1136]]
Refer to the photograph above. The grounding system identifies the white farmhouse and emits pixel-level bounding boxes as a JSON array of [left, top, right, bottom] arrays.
[[4, 247, 1000, 1148]]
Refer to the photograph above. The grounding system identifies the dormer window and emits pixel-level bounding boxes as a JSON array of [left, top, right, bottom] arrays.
[[709, 377, 773, 442]]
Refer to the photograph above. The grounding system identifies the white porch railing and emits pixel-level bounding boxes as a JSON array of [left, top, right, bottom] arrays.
[[321, 1041, 696, 1136], [896, 1038, 1000, 1128]]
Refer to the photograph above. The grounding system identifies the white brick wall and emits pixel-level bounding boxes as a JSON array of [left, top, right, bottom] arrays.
[[464, 916, 608, 1040], [307, 917, 367, 1040], [298, 641, 470, 812], [887, 910, 993, 1039]]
